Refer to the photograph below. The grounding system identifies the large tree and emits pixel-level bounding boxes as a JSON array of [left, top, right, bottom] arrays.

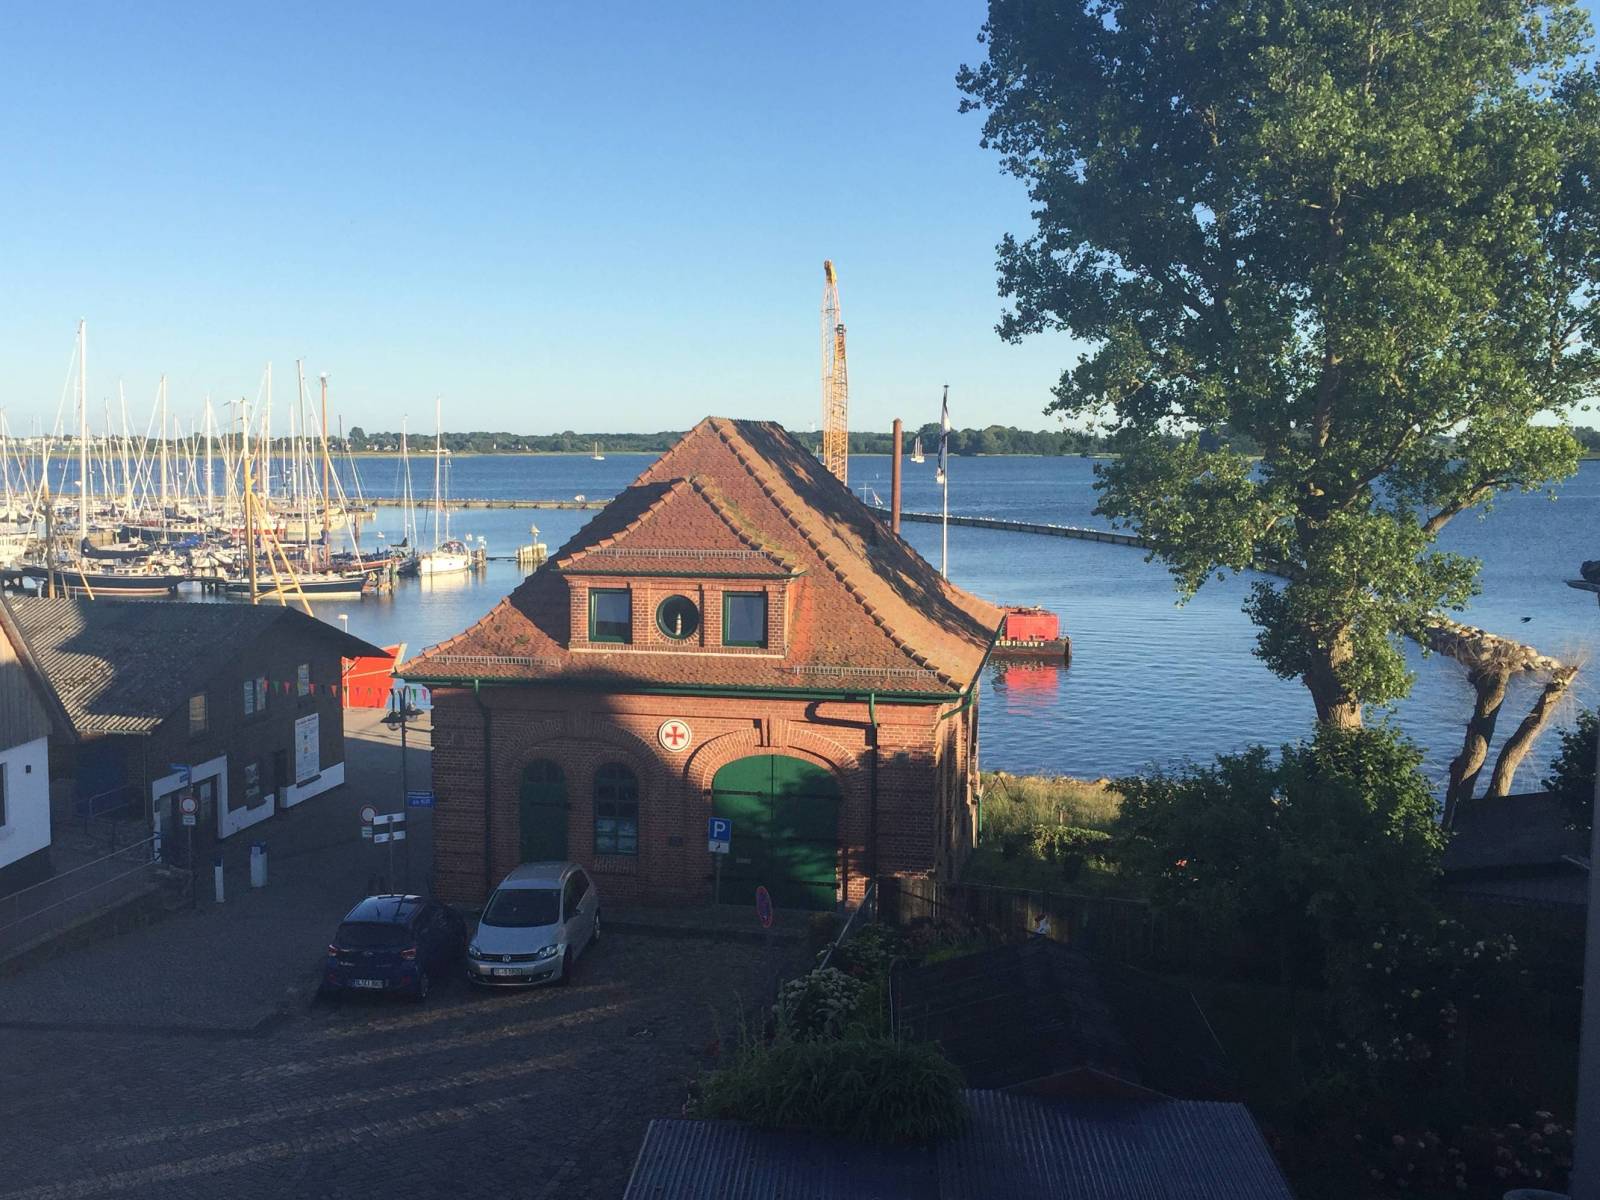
[[959, 0, 1600, 727]]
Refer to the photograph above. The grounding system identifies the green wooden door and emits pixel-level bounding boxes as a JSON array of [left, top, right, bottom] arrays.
[[711, 755, 840, 911], [519, 760, 568, 863]]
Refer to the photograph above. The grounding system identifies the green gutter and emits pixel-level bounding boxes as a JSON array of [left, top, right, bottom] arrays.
[[398, 675, 967, 705]]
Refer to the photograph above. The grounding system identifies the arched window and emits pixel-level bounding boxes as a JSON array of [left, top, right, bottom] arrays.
[[594, 763, 639, 856]]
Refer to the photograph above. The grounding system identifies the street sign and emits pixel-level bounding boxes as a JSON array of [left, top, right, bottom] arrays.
[[657, 718, 693, 753], [707, 816, 731, 855], [373, 812, 407, 844], [406, 791, 435, 808], [755, 885, 774, 929], [179, 793, 197, 828], [169, 763, 192, 786], [359, 805, 377, 825]]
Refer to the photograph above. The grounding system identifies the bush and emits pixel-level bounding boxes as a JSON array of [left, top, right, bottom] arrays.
[[1358, 1112, 1573, 1198], [774, 967, 865, 1041], [691, 1036, 968, 1144], [825, 922, 906, 978], [1029, 825, 1112, 862], [1542, 706, 1596, 833]]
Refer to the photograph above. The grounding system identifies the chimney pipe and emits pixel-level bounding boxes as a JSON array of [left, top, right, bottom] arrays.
[[891, 418, 903, 535]]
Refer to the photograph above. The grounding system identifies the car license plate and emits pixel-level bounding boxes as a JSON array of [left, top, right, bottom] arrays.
[[351, 978, 384, 989], [492, 967, 522, 977]]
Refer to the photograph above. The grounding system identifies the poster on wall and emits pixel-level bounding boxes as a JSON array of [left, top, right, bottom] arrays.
[[294, 713, 320, 783]]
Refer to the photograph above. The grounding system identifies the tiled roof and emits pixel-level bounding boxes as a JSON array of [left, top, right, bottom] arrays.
[[2, 596, 382, 737], [401, 418, 1003, 695], [623, 1090, 1295, 1200]]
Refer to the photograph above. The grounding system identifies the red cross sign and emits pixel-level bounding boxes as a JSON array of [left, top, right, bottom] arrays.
[[657, 718, 693, 753]]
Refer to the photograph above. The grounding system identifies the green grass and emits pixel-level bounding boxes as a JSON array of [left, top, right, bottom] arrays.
[[978, 772, 1121, 838]]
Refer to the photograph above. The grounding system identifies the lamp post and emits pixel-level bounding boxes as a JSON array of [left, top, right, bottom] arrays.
[[381, 687, 423, 892]]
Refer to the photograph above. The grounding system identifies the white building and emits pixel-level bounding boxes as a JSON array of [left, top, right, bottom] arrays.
[[0, 607, 57, 896]]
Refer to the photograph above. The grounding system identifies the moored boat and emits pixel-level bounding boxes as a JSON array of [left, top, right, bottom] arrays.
[[992, 605, 1071, 664]]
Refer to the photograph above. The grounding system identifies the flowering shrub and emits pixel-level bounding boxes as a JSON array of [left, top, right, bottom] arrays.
[[1359, 1112, 1573, 1197], [774, 967, 866, 1041], [824, 922, 907, 978], [1330, 918, 1523, 1077]]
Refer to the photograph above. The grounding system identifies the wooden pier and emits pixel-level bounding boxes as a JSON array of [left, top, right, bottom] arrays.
[[367, 497, 610, 510]]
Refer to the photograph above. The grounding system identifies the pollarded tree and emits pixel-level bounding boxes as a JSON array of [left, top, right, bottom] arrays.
[[959, 1, 1600, 727]]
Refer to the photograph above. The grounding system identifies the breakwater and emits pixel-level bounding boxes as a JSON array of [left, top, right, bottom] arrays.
[[897, 511, 1148, 548]]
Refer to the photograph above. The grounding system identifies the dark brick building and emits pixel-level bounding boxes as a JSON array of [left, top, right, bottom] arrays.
[[0, 596, 380, 860], [401, 418, 1003, 910]]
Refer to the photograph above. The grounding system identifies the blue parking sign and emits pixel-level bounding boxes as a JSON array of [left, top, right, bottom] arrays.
[[707, 817, 731, 853]]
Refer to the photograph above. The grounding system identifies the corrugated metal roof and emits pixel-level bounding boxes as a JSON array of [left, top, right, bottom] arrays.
[[2, 596, 382, 738], [624, 1091, 1294, 1200]]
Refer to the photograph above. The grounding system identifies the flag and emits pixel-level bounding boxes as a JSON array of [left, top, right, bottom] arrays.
[[935, 386, 950, 486]]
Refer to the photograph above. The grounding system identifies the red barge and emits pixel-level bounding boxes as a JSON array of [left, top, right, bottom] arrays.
[[993, 605, 1071, 664]]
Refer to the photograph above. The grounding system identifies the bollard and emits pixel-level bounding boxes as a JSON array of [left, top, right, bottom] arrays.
[[213, 856, 225, 904], [250, 842, 267, 889]]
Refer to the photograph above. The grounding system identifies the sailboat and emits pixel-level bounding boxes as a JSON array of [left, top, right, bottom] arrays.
[[911, 435, 925, 464], [591, 441, 605, 461], [416, 398, 474, 576]]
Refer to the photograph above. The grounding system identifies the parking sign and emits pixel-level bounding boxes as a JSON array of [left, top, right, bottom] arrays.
[[707, 817, 731, 854]]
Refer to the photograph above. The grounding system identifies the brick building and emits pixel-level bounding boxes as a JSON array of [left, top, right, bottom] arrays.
[[0, 596, 380, 862], [401, 418, 1003, 911]]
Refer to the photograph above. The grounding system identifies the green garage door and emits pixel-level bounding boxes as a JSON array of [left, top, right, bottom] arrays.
[[711, 755, 840, 911]]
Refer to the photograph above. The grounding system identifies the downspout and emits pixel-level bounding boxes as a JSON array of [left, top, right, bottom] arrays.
[[472, 679, 492, 902], [868, 691, 879, 887]]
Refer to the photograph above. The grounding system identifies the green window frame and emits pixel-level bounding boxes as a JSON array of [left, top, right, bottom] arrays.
[[593, 763, 639, 856], [722, 591, 768, 647], [589, 588, 632, 643]]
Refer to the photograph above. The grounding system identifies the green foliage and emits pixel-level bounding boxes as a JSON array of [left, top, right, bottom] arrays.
[[980, 772, 1121, 839], [959, 0, 1600, 722], [773, 967, 866, 1041], [1028, 824, 1112, 861], [1541, 706, 1596, 832], [1327, 918, 1525, 1084], [690, 1036, 968, 1144], [824, 922, 907, 979], [1113, 725, 1445, 980], [1357, 1114, 1574, 1199]]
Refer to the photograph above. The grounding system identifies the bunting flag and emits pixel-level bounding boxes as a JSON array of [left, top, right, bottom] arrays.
[[935, 385, 950, 486]]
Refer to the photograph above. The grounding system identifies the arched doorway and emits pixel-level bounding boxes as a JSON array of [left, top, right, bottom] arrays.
[[711, 755, 841, 911], [519, 760, 568, 862]]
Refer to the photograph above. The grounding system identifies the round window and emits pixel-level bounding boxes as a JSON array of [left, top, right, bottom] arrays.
[[655, 595, 701, 641]]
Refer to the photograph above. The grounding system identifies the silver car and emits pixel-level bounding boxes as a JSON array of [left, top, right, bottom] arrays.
[[467, 861, 600, 987]]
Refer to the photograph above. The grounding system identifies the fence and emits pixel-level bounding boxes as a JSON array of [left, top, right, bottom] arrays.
[[0, 837, 162, 963], [876, 875, 1219, 971], [818, 881, 878, 972]]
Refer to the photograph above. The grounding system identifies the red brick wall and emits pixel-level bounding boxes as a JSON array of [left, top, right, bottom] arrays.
[[427, 683, 979, 908]]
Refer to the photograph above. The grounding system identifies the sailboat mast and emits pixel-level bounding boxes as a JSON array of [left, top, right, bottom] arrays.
[[204, 397, 214, 515], [263, 362, 273, 504], [433, 396, 443, 547], [320, 373, 331, 568], [77, 319, 88, 540], [158, 375, 170, 513]]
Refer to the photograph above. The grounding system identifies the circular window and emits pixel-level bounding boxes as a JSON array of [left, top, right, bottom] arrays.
[[655, 595, 701, 641]]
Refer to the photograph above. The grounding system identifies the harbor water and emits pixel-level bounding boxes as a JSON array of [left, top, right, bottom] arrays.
[[299, 452, 1600, 787]]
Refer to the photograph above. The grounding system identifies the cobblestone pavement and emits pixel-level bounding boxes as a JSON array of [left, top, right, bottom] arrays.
[[0, 931, 787, 1200], [0, 713, 435, 1032]]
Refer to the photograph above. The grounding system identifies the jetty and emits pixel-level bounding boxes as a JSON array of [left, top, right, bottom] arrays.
[[368, 497, 609, 510], [897, 511, 1147, 548]]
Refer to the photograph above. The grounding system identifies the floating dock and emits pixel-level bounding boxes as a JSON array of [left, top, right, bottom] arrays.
[[896, 511, 1147, 548], [367, 497, 610, 510]]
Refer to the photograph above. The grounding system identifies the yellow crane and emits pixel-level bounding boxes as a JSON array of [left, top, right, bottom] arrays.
[[820, 260, 849, 484]]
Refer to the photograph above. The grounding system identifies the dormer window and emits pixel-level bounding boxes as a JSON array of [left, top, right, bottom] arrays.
[[655, 595, 701, 641], [723, 592, 768, 647], [590, 588, 632, 643]]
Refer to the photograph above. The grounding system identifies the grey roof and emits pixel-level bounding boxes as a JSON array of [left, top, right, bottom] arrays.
[[1443, 791, 1589, 875], [1, 596, 383, 737], [624, 1090, 1294, 1200]]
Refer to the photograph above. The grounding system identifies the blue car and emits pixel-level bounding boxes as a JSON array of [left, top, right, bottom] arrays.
[[321, 895, 467, 1002]]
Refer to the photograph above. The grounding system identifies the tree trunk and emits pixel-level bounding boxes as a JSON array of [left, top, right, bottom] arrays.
[[1303, 636, 1363, 729], [1486, 665, 1580, 798], [1442, 667, 1510, 828]]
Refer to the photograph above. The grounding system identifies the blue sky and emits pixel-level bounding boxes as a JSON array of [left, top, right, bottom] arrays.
[[2, 3, 1595, 438]]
